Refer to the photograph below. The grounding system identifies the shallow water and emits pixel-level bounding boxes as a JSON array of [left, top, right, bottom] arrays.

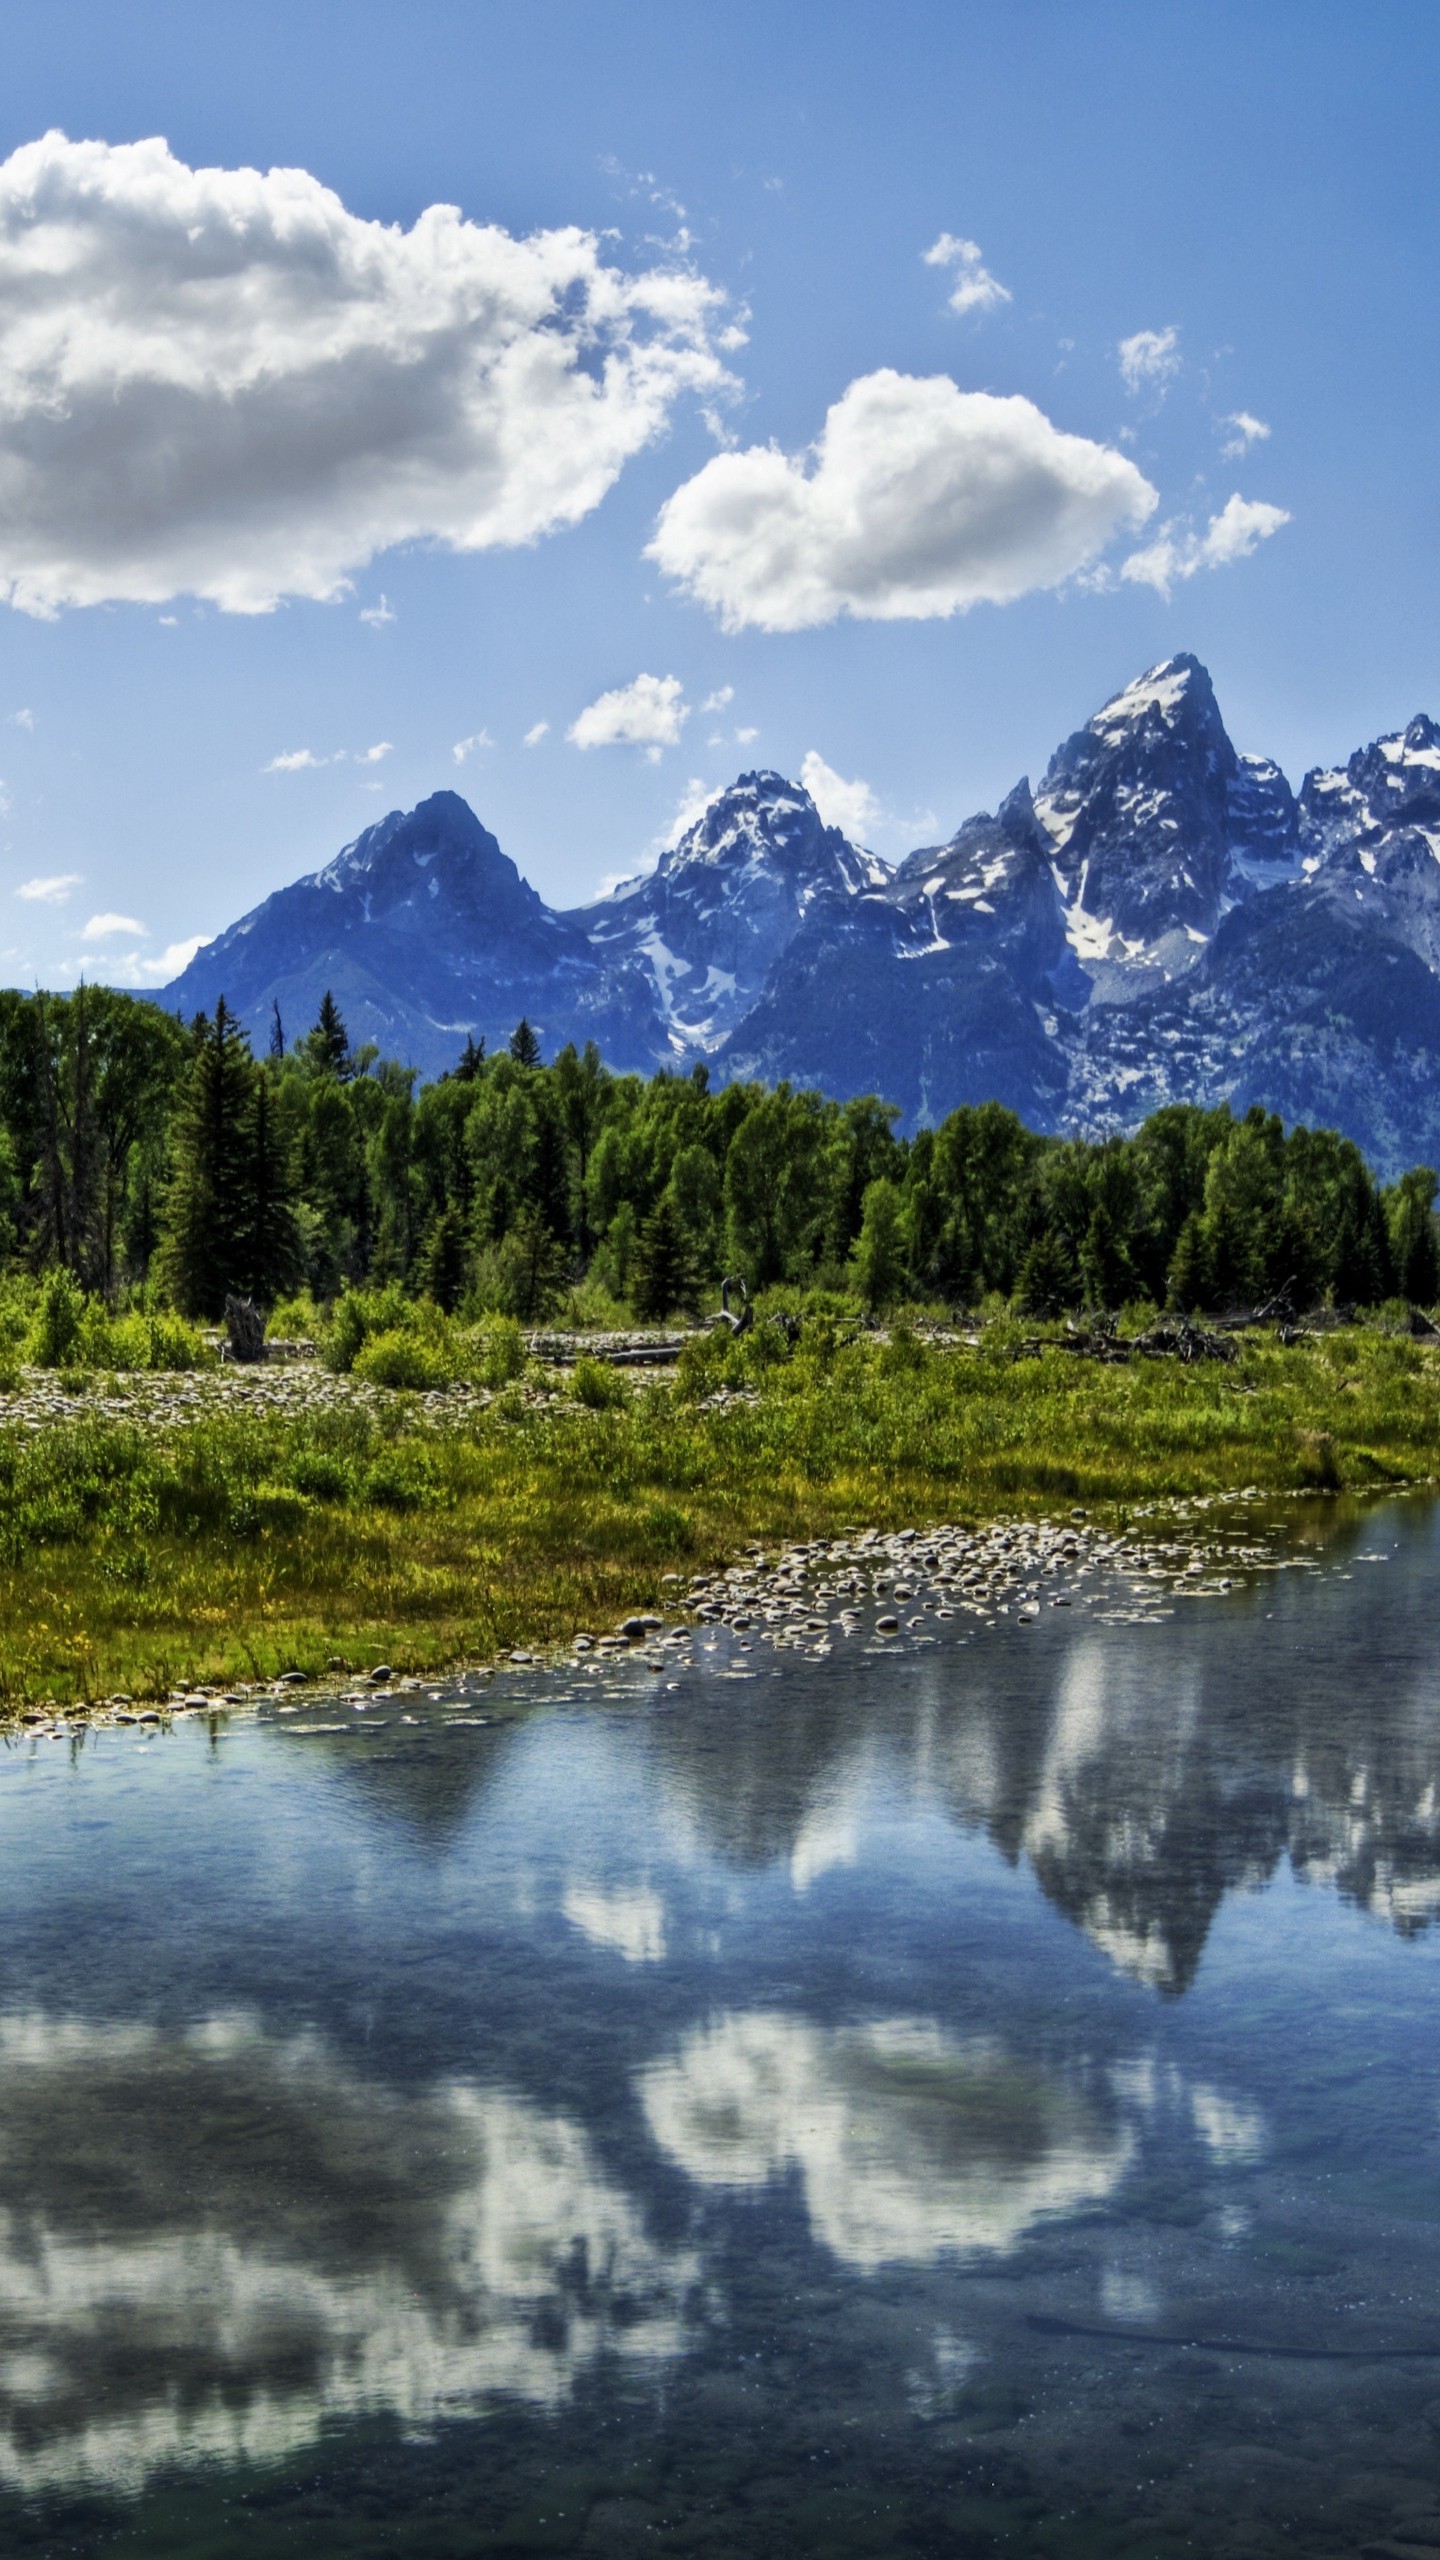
[[3, 1497, 1440, 2558]]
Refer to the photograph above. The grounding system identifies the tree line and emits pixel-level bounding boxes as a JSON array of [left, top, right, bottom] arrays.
[[0, 984, 1434, 1322]]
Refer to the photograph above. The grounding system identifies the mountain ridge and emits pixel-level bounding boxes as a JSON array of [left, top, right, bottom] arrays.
[[159, 658, 1440, 1177]]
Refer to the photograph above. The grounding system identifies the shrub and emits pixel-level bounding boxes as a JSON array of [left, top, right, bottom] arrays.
[[461, 1314, 525, 1387], [571, 1354, 627, 1409], [323, 1283, 411, 1374], [352, 1329, 453, 1390], [27, 1269, 85, 1368]]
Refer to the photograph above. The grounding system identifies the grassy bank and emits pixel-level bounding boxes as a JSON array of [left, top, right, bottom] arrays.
[[0, 1320, 1435, 1711]]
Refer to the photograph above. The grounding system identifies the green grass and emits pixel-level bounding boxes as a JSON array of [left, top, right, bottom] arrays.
[[0, 1323, 1434, 1710]]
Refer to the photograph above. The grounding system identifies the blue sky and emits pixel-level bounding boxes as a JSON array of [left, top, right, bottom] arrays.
[[0, 0, 1435, 988]]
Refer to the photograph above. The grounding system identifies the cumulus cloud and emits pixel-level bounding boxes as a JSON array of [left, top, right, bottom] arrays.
[[452, 731, 492, 764], [10, 707, 33, 729], [1118, 327, 1180, 394], [700, 685, 734, 713], [800, 750, 883, 843], [1121, 492, 1290, 596], [15, 873, 80, 903], [356, 741, 392, 764], [0, 130, 738, 616], [1221, 410, 1270, 457], [359, 595, 395, 628], [81, 911, 145, 940], [130, 934, 209, 983], [922, 233, 1011, 316], [569, 672, 689, 758], [523, 720, 549, 747], [663, 777, 720, 847], [648, 370, 1155, 632], [264, 747, 330, 773]]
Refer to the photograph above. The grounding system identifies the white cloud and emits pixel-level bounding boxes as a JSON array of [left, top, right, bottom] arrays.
[[1118, 327, 1180, 394], [452, 731, 493, 764], [1121, 491, 1290, 596], [922, 233, 1011, 317], [81, 911, 145, 939], [664, 776, 720, 846], [0, 131, 737, 616], [735, 724, 758, 744], [15, 872, 80, 902], [523, 720, 549, 747], [10, 707, 33, 729], [129, 934, 210, 983], [648, 369, 1155, 632], [356, 741, 392, 765], [700, 684, 734, 712], [569, 671, 689, 758], [1222, 409, 1270, 458], [359, 594, 395, 627], [263, 747, 332, 773], [800, 750, 883, 843]]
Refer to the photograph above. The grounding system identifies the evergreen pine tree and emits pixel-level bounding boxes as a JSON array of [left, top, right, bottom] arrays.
[[156, 999, 259, 1316], [850, 1178, 908, 1312], [1078, 1201, 1135, 1311], [242, 1070, 303, 1302], [1166, 1212, 1208, 1312], [505, 1203, 566, 1318], [1015, 1229, 1077, 1318], [451, 1034, 486, 1081], [416, 1203, 470, 1311], [631, 1192, 700, 1320], [308, 991, 353, 1079], [509, 1018, 542, 1067], [1388, 1168, 1440, 1305]]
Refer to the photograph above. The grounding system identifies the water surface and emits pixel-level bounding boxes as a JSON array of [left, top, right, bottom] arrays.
[[3, 1496, 1439, 2558]]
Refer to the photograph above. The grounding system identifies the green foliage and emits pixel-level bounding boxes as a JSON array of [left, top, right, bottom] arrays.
[[631, 1191, 700, 1320], [0, 988, 1429, 1346], [851, 1177, 907, 1311], [352, 1329, 454, 1390], [571, 1354, 628, 1409]]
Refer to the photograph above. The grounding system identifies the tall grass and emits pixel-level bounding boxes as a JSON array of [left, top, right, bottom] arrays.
[[0, 1322, 1433, 1709]]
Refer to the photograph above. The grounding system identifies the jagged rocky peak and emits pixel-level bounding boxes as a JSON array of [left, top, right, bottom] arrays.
[[656, 769, 888, 898], [313, 789, 545, 932], [1032, 655, 1239, 975], [571, 770, 887, 1052], [891, 778, 1069, 986], [1226, 754, 1300, 881], [1299, 712, 1440, 862]]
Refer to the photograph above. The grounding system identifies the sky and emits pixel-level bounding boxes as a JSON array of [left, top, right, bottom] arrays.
[[0, 0, 1435, 990]]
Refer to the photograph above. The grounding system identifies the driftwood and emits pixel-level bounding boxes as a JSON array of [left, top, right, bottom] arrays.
[[716, 1275, 753, 1337], [222, 1295, 268, 1364]]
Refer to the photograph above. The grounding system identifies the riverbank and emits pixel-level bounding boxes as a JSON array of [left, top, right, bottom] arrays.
[[0, 1321, 1434, 1713]]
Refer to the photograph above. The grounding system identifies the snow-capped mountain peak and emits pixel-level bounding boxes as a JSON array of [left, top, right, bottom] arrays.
[[567, 769, 887, 1048]]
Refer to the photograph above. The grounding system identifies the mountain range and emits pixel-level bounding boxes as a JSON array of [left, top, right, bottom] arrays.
[[162, 654, 1440, 1177]]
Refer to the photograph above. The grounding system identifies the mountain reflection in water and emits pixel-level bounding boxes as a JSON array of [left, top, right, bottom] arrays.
[[1, 1494, 1438, 2557]]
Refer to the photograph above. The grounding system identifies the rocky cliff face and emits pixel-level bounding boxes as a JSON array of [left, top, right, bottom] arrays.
[[161, 664, 1440, 1176]]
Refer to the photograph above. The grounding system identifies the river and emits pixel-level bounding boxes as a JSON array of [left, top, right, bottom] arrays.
[[1, 1494, 1438, 2557]]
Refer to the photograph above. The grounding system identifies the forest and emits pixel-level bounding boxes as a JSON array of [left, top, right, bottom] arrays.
[[0, 979, 1436, 1337]]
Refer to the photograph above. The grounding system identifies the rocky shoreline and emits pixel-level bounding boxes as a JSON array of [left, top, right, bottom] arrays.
[[3, 1490, 1329, 1744]]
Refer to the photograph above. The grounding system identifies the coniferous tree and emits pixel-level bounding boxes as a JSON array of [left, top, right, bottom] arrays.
[[1015, 1228, 1077, 1318], [851, 1177, 907, 1312], [156, 999, 258, 1316], [509, 1017, 542, 1068], [416, 1203, 469, 1311], [1166, 1211, 1207, 1312], [308, 991, 353, 1080], [243, 1070, 303, 1302], [1387, 1168, 1440, 1305], [450, 1033, 485, 1081], [269, 1000, 285, 1062], [631, 1192, 700, 1320]]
